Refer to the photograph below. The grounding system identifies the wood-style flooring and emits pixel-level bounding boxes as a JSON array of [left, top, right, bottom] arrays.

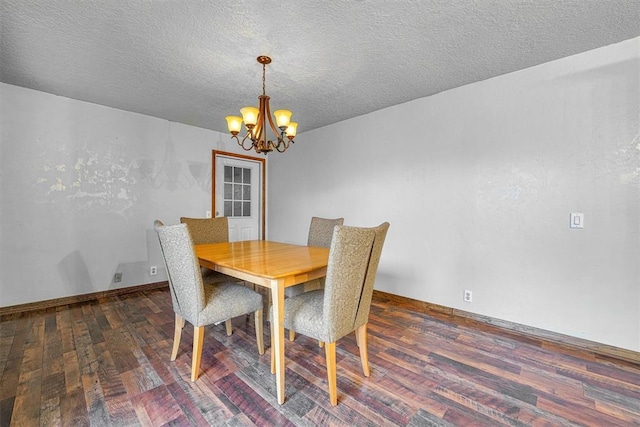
[[1, 286, 639, 426]]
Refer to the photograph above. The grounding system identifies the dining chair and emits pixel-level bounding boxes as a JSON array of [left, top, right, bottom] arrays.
[[180, 216, 235, 285], [180, 216, 229, 244], [285, 216, 344, 342], [154, 220, 265, 382], [271, 222, 390, 405], [180, 216, 246, 334]]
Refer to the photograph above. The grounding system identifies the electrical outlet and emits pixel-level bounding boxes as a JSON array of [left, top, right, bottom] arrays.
[[150, 266, 157, 276], [463, 290, 472, 303], [206, 211, 212, 218], [114, 272, 122, 283]]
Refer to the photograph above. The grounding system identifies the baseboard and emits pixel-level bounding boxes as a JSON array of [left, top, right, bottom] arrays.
[[0, 281, 169, 318], [373, 290, 640, 366]]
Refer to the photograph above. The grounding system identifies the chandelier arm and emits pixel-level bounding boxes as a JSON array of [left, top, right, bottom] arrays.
[[274, 138, 290, 153], [256, 95, 269, 144], [237, 133, 258, 152], [265, 105, 282, 138], [252, 120, 263, 143], [258, 95, 283, 144]]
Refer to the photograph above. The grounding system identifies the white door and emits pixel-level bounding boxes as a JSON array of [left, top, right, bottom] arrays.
[[214, 153, 263, 241]]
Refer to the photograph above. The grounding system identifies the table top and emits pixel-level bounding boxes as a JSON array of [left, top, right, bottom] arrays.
[[195, 240, 330, 280]]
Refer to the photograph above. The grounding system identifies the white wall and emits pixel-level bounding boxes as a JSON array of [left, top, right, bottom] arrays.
[[0, 83, 247, 306], [267, 38, 640, 351], [2, 39, 638, 352]]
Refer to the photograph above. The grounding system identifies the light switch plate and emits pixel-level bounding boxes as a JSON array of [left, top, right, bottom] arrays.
[[570, 213, 584, 229]]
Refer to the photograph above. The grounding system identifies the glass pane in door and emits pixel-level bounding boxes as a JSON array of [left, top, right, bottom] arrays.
[[223, 165, 251, 218]]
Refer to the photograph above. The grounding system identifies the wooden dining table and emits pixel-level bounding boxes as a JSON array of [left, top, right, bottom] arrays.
[[194, 240, 330, 404]]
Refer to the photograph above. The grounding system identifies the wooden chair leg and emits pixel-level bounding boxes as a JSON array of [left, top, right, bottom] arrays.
[[325, 342, 338, 406], [270, 321, 276, 374], [289, 329, 295, 341], [170, 314, 184, 361], [225, 319, 232, 336], [356, 324, 370, 377], [245, 281, 256, 320], [255, 309, 264, 355], [191, 326, 204, 381]]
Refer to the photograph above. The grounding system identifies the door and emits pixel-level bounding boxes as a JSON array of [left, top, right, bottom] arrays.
[[213, 151, 265, 241]]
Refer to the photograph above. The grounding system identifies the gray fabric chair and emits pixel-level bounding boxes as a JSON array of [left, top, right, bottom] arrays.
[[180, 216, 229, 245], [180, 216, 236, 286], [154, 220, 264, 382], [271, 222, 390, 405], [285, 217, 344, 342], [180, 216, 243, 335], [285, 217, 344, 298]]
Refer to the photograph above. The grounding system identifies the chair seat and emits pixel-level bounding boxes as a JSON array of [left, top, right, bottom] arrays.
[[284, 278, 325, 298], [199, 282, 263, 326], [202, 268, 239, 286], [281, 289, 326, 341]]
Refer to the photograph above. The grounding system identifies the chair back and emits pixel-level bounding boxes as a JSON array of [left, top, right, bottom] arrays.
[[322, 225, 376, 342], [307, 217, 344, 247], [354, 222, 390, 329], [180, 217, 229, 245], [154, 220, 205, 323]]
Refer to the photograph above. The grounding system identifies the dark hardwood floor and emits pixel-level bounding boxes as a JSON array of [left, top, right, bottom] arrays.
[[1, 286, 639, 426]]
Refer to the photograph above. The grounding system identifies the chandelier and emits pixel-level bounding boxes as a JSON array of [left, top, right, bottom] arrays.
[[225, 56, 298, 154]]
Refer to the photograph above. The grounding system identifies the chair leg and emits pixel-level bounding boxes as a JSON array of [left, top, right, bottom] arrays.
[[289, 329, 295, 341], [191, 326, 204, 381], [319, 340, 324, 348], [170, 314, 184, 361], [270, 321, 276, 374], [255, 309, 264, 355], [245, 282, 255, 321], [325, 342, 338, 406], [356, 324, 370, 377], [225, 319, 232, 336]]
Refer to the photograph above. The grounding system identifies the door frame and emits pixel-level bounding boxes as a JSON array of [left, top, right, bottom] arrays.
[[212, 150, 266, 240]]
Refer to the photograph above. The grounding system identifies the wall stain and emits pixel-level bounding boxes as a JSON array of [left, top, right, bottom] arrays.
[[32, 135, 210, 216]]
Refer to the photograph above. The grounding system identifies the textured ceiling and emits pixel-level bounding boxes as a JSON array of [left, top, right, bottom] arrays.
[[1, 1, 639, 134]]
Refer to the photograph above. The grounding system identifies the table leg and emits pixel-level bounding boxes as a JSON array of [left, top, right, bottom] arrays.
[[271, 280, 286, 404]]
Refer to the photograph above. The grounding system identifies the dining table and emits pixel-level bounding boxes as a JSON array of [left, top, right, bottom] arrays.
[[194, 240, 330, 404]]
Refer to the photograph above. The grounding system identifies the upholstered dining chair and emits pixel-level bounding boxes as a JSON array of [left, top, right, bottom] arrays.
[[286, 216, 344, 342], [180, 216, 235, 284], [180, 216, 244, 335], [154, 220, 265, 382], [271, 222, 390, 405], [285, 217, 344, 297]]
